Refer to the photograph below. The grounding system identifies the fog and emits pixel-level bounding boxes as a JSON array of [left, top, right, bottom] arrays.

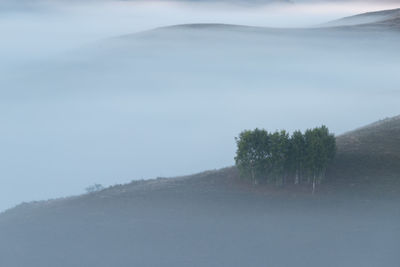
[[1, 0, 400, 211], [1, 178, 399, 266]]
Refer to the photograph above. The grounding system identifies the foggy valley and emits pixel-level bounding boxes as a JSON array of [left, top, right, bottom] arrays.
[[0, 1, 399, 266]]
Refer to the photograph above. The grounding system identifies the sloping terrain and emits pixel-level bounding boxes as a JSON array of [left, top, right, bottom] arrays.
[[0, 116, 400, 267], [135, 7, 400, 39], [328, 115, 400, 189], [1, 8, 400, 266], [3, 5, 400, 213], [323, 8, 400, 26], [322, 8, 400, 30]]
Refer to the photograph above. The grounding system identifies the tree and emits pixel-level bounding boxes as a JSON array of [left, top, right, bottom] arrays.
[[288, 130, 306, 184], [235, 129, 271, 184], [269, 130, 290, 186], [234, 125, 336, 192], [304, 126, 336, 194]]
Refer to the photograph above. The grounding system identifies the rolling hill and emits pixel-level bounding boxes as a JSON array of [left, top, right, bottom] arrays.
[[322, 8, 400, 29], [327, 115, 400, 189], [0, 116, 399, 267], [133, 7, 400, 38], [1, 7, 400, 266]]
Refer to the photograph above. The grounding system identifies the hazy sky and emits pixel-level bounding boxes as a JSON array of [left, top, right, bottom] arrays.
[[0, 0, 399, 211]]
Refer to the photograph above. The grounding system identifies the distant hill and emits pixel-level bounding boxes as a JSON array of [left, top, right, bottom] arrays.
[[322, 8, 400, 29], [1, 6, 400, 266], [130, 8, 400, 41]]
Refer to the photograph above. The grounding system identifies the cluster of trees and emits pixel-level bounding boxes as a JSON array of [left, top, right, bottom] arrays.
[[235, 126, 336, 193]]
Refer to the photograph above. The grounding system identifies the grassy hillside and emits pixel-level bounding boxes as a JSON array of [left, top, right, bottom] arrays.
[[0, 116, 399, 267], [327, 115, 400, 189], [2, 114, 400, 216]]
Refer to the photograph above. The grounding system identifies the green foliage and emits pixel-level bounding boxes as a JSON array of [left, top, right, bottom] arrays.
[[234, 128, 271, 184], [235, 126, 336, 187], [269, 130, 290, 185], [287, 130, 306, 184], [304, 126, 336, 181]]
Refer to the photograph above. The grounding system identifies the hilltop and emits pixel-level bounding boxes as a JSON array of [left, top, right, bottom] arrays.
[[322, 8, 400, 29], [134, 7, 400, 38], [3, 115, 399, 217], [3, 115, 400, 216]]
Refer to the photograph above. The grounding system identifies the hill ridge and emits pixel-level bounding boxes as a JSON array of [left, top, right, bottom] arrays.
[[323, 7, 400, 27], [2, 115, 400, 216]]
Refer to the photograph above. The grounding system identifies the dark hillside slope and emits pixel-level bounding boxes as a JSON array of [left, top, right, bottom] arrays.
[[328, 115, 400, 187], [323, 8, 400, 26], [0, 170, 399, 267], [0, 117, 400, 267]]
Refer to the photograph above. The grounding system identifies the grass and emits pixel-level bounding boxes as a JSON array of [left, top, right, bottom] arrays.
[[325, 115, 400, 195]]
